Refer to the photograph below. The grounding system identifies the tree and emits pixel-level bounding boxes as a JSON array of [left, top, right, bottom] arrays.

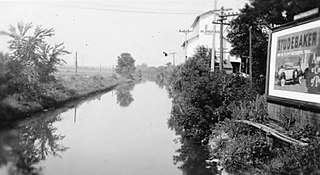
[[136, 63, 148, 72], [4, 22, 70, 99], [115, 53, 136, 79], [227, 0, 320, 93]]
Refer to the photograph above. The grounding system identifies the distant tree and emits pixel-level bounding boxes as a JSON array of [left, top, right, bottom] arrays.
[[136, 63, 148, 72], [3, 22, 70, 99], [227, 0, 320, 93], [115, 53, 136, 79]]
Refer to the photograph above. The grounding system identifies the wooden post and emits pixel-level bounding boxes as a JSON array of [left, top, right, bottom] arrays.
[[75, 52, 78, 76], [211, 0, 217, 71], [249, 26, 253, 82], [74, 106, 77, 123], [219, 7, 224, 71]]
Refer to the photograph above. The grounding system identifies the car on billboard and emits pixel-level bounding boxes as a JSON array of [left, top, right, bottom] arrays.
[[276, 62, 303, 86]]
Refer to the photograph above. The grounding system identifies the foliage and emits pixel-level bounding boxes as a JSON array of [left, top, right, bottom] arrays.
[[209, 97, 320, 174], [4, 22, 70, 100], [210, 120, 277, 174], [0, 52, 9, 99], [168, 46, 257, 140], [115, 53, 136, 79], [227, 0, 320, 93], [229, 95, 269, 123]]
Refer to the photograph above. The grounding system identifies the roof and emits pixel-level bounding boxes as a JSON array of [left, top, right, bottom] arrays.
[[181, 35, 199, 48], [191, 10, 216, 28]]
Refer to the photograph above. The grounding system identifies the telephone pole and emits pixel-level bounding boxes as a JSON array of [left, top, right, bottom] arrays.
[[179, 29, 192, 60], [169, 52, 177, 66], [75, 52, 78, 76], [249, 26, 253, 82], [163, 51, 177, 66], [213, 8, 241, 71], [212, 7, 232, 71], [211, 0, 218, 72]]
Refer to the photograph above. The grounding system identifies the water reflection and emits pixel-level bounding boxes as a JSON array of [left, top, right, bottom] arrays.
[[115, 83, 135, 107], [144, 73, 168, 89], [173, 137, 217, 175], [168, 98, 217, 174], [0, 82, 181, 175], [0, 109, 68, 175]]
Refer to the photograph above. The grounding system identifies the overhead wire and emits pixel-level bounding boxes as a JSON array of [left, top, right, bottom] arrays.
[[57, 4, 203, 15]]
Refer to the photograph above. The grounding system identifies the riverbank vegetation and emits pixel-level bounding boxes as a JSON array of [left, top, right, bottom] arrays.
[[0, 23, 124, 123], [167, 46, 320, 174], [167, 1, 320, 174]]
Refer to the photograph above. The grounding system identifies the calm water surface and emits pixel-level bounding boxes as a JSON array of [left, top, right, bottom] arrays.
[[0, 81, 182, 175]]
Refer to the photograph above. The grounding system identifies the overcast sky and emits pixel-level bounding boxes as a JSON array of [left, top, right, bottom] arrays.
[[0, 0, 248, 67]]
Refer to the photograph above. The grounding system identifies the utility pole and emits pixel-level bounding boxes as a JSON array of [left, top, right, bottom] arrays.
[[211, 0, 218, 72], [75, 52, 78, 76], [213, 8, 242, 71], [249, 26, 253, 82], [169, 52, 177, 66], [179, 29, 192, 60], [219, 7, 225, 71], [212, 7, 232, 71], [163, 51, 177, 66], [74, 106, 77, 123]]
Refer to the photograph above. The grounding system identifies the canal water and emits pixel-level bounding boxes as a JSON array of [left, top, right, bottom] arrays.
[[0, 81, 183, 175]]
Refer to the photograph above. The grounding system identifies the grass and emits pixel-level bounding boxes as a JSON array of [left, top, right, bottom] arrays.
[[56, 65, 114, 77], [0, 66, 131, 123]]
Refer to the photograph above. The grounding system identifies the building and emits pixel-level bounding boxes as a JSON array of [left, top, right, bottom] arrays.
[[181, 10, 241, 73]]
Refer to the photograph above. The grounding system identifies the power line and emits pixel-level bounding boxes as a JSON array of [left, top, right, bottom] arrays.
[[59, 4, 202, 15]]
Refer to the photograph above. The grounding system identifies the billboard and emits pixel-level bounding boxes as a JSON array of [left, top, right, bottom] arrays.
[[267, 17, 320, 107]]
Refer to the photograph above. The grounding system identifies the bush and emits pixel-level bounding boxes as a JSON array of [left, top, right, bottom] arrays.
[[168, 46, 257, 140], [209, 97, 320, 174]]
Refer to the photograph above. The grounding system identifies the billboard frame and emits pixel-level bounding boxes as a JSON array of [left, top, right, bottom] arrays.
[[266, 16, 320, 111]]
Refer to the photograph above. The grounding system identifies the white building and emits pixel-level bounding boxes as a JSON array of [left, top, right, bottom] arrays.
[[182, 10, 241, 73]]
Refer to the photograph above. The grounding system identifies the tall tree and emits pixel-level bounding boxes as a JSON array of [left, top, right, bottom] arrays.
[[3, 22, 70, 99], [115, 53, 136, 79], [227, 0, 320, 93]]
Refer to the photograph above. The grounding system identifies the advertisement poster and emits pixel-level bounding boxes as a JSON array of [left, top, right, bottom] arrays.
[[268, 18, 320, 104]]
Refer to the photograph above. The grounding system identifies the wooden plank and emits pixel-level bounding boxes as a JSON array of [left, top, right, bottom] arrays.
[[235, 120, 308, 146]]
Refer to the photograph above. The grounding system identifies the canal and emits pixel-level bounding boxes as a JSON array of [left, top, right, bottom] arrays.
[[0, 81, 186, 175]]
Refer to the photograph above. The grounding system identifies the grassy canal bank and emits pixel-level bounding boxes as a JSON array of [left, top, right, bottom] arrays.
[[0, 67, 132, 124]]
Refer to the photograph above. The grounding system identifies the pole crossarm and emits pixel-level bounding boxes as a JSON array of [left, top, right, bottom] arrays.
[[219, 13, 242, 18], [179, 29, 192, 33], [212, 22, 230, 25]]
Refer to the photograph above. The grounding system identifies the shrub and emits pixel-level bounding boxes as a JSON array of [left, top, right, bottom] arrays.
[[209, 97, 320, 174], [168, 46, 257, 140]]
